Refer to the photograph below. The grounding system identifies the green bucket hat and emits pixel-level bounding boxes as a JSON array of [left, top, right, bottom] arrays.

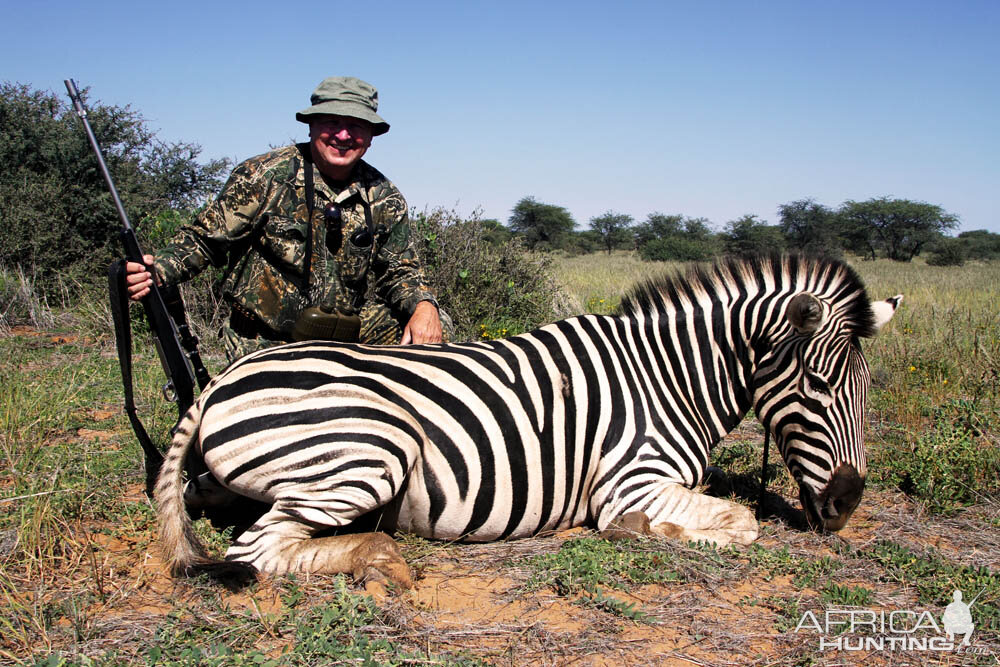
[[295, 76, 390, 136]]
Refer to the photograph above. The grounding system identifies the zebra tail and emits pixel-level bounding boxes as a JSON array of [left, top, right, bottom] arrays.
[[153, 404, 212, 576]]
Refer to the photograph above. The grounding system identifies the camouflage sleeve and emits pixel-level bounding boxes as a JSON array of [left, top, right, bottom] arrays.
[[371, 188, 439, 316], [153, 157, 275, 286]]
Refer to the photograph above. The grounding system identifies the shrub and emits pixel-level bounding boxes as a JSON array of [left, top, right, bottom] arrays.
[[959, 229, 1000, 260], [411, 208, 573, 341], [0, 82, 228, 296], [640, 235, 718, 262], [721, 215, 786, 256], [872, 400, 1000, 514], [925, 237, 967, 266]]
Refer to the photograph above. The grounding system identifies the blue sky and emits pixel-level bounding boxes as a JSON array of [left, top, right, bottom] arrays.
[[4, 0, 998, 233]]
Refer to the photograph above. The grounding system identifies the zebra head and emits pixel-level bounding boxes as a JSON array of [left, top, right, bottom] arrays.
[[754, 289, 902, 532]]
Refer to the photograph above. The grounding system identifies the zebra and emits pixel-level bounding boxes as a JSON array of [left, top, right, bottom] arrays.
[[155, 254, 901, 588]]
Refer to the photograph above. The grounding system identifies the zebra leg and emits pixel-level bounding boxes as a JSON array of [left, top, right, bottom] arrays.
[[224, 502, 413, 588], [600, 482, 758, 548]]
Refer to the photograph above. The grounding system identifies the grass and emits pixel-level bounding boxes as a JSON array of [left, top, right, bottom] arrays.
[[551, 251, 685, 314], [1, 252, 999, 664]]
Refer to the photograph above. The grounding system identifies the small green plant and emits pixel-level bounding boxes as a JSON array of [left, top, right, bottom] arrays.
[[476, 318, 520, 340], [747, 544, 796, 577], [576, 588, 656, 623], [860, 540, 1000, 638], [523, 537, 682, 594], [872, 409, 1000, 514], [761, 595, 807, 633], [792, 556, 842, 590], [521, 538, 673, 624], [584, 295, 616, 315], [746, 544, 842, 590], [820, 582, 873, 606]]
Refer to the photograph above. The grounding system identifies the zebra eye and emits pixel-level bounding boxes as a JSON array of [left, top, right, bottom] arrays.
[[802, 370, 834, 406], [807, 374, 830, 394]]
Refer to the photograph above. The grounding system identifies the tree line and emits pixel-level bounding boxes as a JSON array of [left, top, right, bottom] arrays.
[[2, 80, 997, 309], [499, 196, 999, 266]]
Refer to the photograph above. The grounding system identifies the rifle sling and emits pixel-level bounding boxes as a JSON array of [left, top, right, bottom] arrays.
[[108, 259, 165, 496]]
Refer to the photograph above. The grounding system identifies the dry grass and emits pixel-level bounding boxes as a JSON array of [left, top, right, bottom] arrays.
[[2, 253, 999, 665]]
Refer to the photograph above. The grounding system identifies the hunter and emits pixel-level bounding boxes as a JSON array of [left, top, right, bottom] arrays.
[[126, 76, 449, 361]]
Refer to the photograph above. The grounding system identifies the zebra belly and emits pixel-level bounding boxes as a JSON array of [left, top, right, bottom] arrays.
[[394, 467, 592, 542], [193, 335, 602, 540]]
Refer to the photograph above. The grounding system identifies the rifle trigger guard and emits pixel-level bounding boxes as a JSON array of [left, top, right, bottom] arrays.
[[163, 381, 178, 403]]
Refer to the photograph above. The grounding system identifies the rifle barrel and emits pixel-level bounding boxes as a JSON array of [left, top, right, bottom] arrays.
[[63, 79, 136, 238]]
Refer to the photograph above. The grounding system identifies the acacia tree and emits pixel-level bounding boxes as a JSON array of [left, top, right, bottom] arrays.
[[635, 212, 719, 261], [507, 196, 576, 250], [0, 82, 230, 290], [839, 197, 958, 261], [633, 212, 685, 248], [778, 198, 842, 255], [722, 214, 785, 256], [589, 211, 634, 255]]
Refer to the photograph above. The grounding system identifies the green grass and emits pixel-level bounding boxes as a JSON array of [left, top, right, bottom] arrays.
[[519, 536, 734, 625], [551, 251, 684, 314], [522, 536, 687, 594]]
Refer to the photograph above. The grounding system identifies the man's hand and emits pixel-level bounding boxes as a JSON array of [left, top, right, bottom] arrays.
[[400, 301, 443, 344], [125, 254, 157, 301]]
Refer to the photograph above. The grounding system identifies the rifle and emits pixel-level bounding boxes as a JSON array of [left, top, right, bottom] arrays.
[[64, 79, 211, 496]]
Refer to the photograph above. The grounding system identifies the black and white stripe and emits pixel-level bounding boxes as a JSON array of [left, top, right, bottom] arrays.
[[157, 254, 898, 575]]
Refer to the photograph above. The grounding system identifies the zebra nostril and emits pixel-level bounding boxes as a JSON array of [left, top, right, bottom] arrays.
[[819, 464, 865, 531], [822, 496, 839, 519]]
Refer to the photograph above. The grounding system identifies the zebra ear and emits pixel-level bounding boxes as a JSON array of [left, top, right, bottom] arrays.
[[787, 293, 824, 335], [868, 294, 903, 336]]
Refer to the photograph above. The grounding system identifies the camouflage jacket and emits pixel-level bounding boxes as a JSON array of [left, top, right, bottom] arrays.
[[154, 144, 437, 336]]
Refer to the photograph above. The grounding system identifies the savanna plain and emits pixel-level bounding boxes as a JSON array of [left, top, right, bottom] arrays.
[[1, 253, 998, 666]]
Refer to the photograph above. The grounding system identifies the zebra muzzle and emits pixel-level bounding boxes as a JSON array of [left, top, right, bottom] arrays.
[[798, 464, 865, 533]]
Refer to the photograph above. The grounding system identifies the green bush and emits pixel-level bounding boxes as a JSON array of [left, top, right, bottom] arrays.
[[959, 229, 1000, 260], [412, 208, 572, 341], [557, 230, 603, 256], [925, 237, 967, 266], [0, 82, 228, 296], [872, 400, 1000, 514], [640, 235, 718, 262]]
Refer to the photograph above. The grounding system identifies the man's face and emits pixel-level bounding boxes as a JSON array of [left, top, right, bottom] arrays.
[[309, 115, 374, 180]]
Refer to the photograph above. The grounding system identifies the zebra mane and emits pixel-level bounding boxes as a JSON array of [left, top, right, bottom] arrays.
[[619, 253, 878, 338]]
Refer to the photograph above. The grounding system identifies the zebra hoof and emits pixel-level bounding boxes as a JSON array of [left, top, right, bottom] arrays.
[[350, 533, 414, 590]]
